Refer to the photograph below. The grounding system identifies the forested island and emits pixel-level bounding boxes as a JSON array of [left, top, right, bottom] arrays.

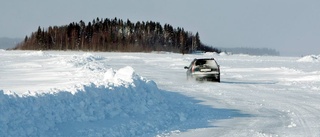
[[15, 17, 220, 54]]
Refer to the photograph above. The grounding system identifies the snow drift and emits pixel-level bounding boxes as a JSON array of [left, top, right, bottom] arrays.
[[297, 55, 320, 62], [0, 66, 173, 136]]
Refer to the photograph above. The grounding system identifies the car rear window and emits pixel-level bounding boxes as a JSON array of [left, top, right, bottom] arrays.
[[195, 59, 218, 69]]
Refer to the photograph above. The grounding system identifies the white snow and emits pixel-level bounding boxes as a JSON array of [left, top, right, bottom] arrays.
[[1, 50, 320, 137], [297, 54, 320, 62]]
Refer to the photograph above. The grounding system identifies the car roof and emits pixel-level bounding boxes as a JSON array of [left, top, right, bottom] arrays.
[[194, 58, 216, 60]]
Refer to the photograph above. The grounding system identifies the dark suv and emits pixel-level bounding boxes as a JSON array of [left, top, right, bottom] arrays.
[[184, 58, 220, 82]]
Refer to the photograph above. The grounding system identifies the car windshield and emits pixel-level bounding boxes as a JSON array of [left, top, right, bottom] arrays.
[[195, 59, 218, 69]]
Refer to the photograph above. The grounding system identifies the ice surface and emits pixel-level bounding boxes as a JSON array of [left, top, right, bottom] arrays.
[[1, 50, 320, 137]]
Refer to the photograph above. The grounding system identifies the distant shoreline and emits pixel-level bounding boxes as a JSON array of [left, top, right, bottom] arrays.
[[0, 37, 23, 49]]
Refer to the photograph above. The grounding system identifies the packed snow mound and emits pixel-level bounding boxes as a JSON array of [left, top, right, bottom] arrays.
[[297, 55, 320, 62], [0, 67, 162, 136], [66, 53, 106, 71], [104, 67, 137, 85]]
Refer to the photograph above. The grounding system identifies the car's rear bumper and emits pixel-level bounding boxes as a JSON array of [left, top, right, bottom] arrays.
[[191, 73, 220, 81]]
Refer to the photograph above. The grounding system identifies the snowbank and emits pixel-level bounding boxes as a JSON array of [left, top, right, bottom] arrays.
[[0, 66, 164, 136], [297, 55, 320, 62]]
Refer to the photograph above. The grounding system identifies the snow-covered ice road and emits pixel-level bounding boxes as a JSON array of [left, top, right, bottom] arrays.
[[104, 52, 320, 136], [1, 50, 320, 136]]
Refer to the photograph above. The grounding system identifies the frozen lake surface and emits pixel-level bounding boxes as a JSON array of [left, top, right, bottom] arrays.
[[0, 50, 319, 136]]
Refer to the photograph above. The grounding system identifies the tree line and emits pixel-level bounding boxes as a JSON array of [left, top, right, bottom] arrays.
[[15, 17, 220, 54]]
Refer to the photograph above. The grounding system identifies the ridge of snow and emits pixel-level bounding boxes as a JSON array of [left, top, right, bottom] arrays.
[[297, 55, 320, 62], [0, 66, 166, 136]]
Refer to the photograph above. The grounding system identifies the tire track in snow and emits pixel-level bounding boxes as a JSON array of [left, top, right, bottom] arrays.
[[288, 101, 320, 136]]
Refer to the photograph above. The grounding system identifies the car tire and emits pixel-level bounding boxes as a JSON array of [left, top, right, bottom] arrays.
[[216, 76, 220, 82]]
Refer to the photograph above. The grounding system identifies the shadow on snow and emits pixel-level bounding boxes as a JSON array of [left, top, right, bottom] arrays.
[[0, 85, 251, 137], [160, 89, 251, 134]]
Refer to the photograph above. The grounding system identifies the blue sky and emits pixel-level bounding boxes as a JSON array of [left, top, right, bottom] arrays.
[[1, 0, 319, 56]]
